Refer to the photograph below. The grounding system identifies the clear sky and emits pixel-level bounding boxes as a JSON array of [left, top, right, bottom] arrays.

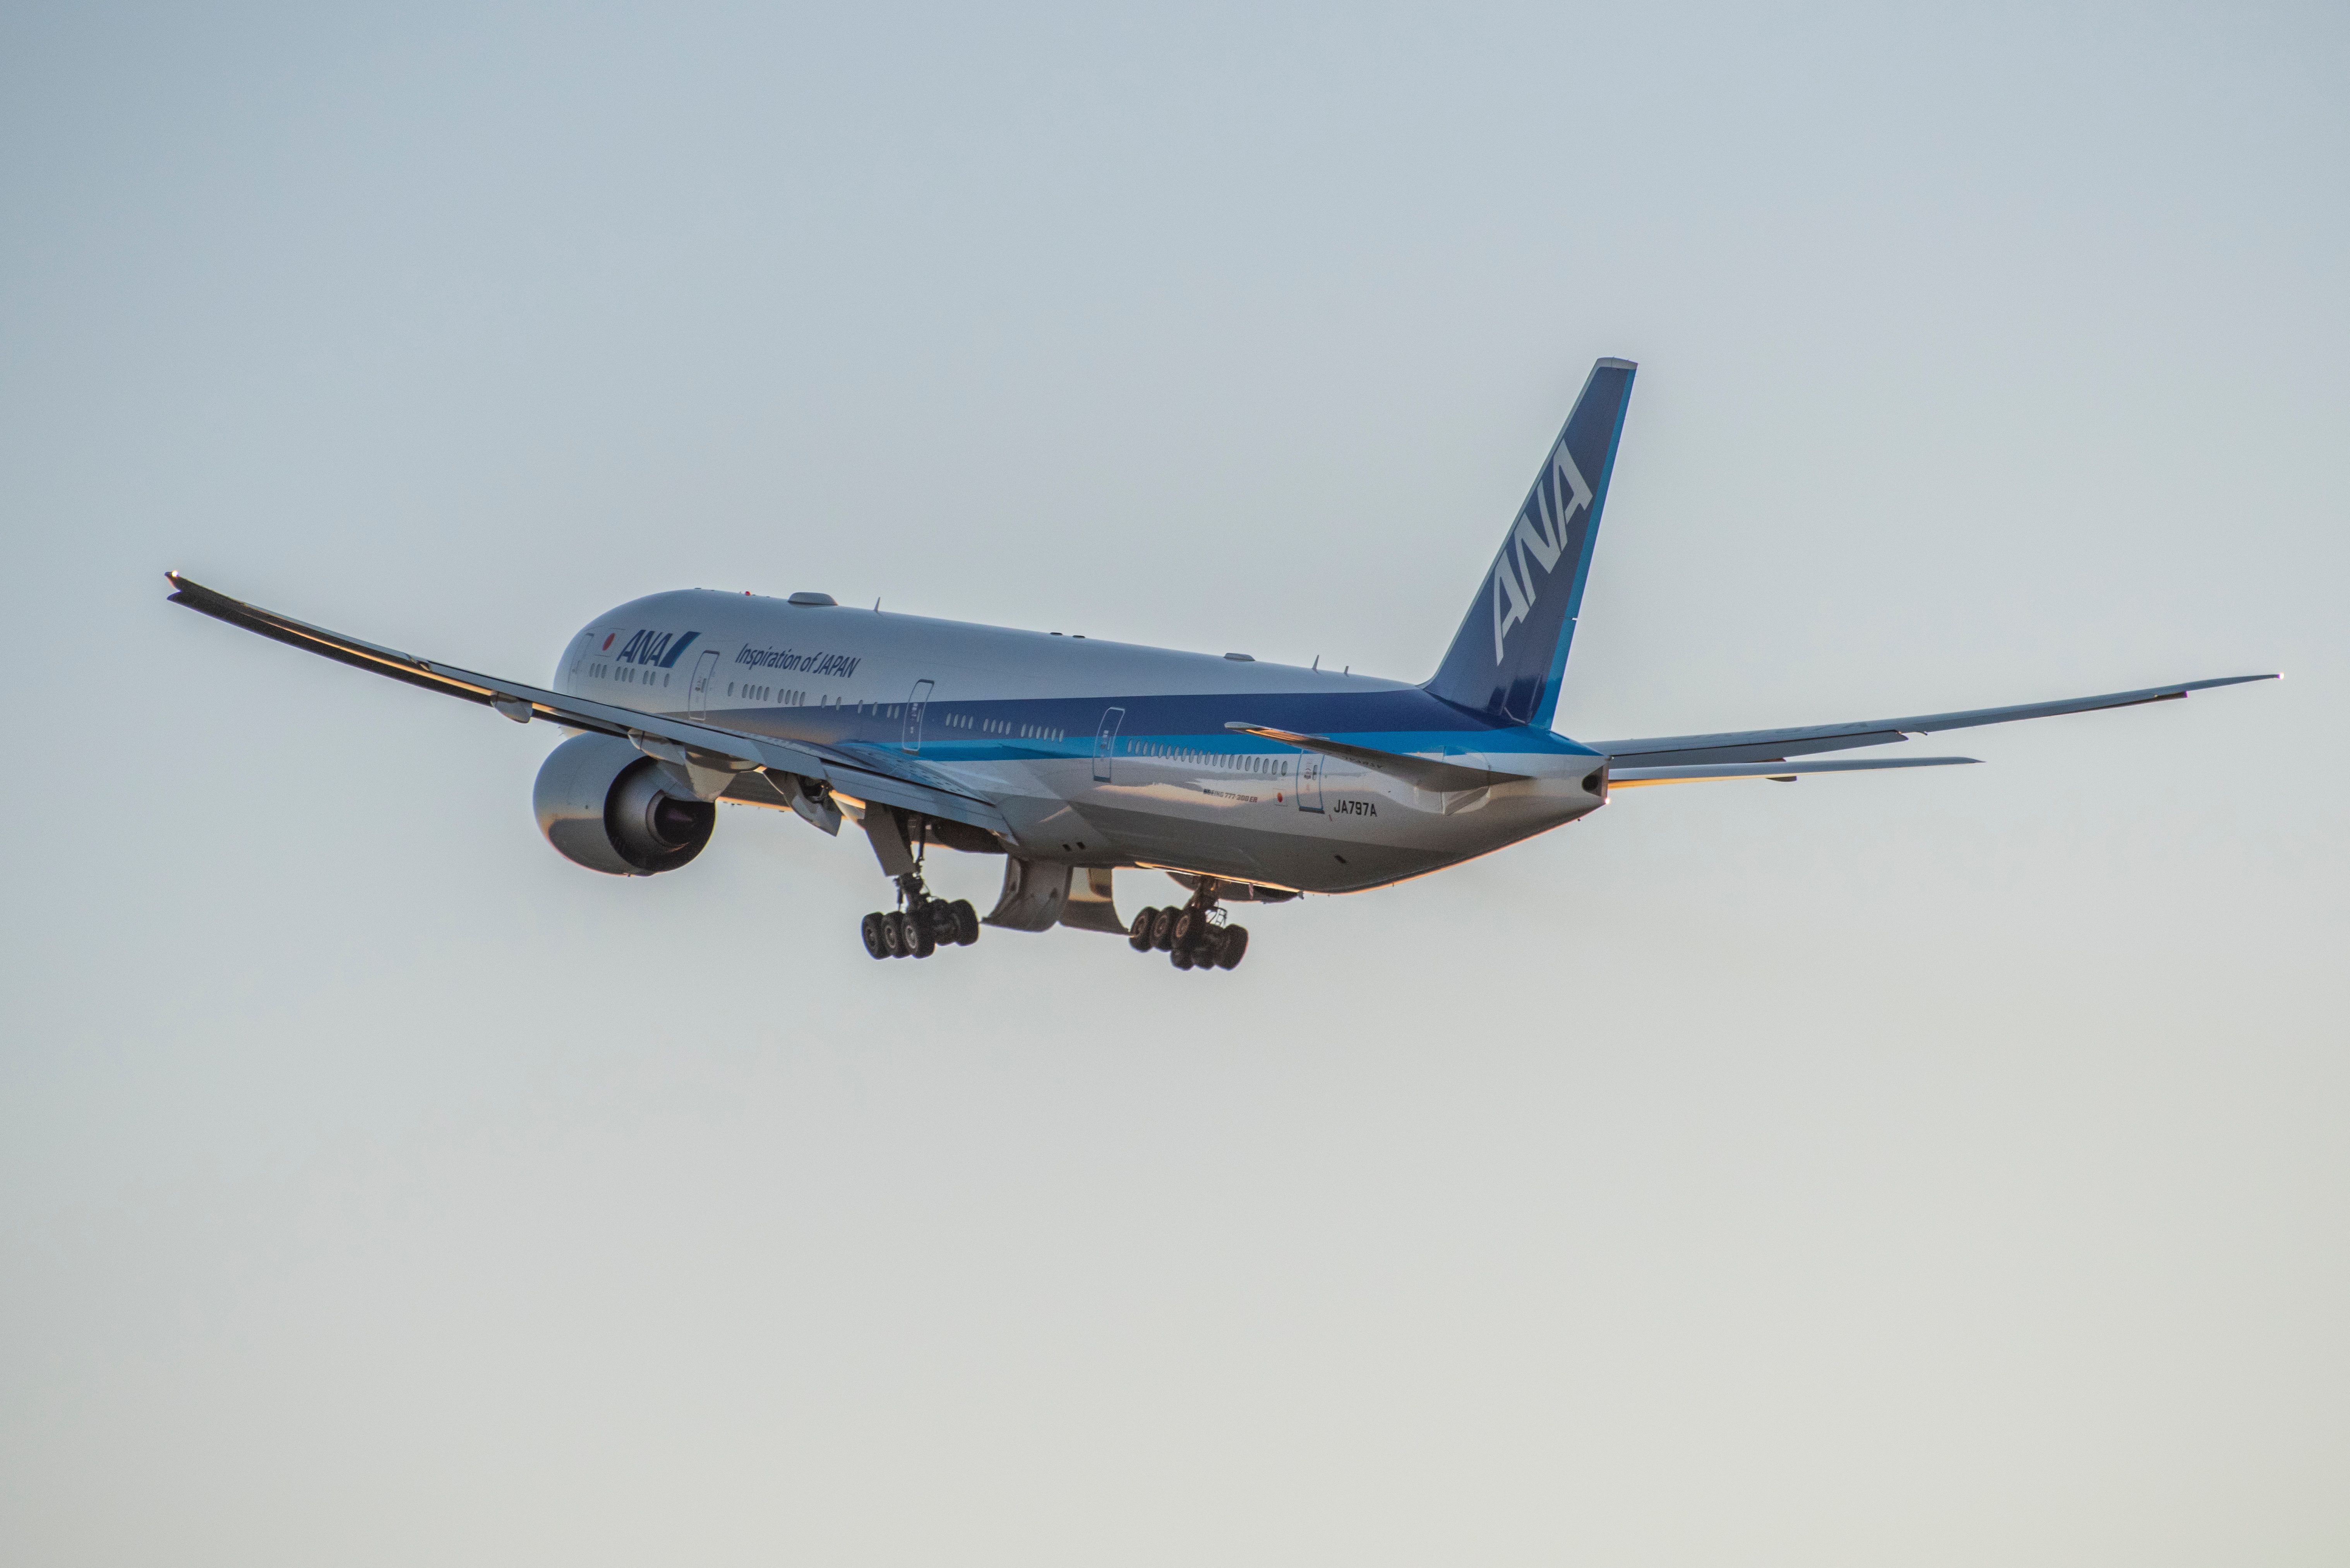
[[3, 3, 2345, 1564]]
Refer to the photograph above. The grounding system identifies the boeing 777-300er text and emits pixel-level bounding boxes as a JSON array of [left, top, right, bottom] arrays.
[[168, 358, 2275, 970]]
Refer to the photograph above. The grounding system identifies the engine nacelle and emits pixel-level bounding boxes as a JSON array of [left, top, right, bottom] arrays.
[[533, 733, 715, 876]]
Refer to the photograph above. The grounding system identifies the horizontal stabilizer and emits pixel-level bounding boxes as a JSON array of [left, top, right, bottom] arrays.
[[1609, 756, 1979, 787], [1224, 723, 1531, 792]]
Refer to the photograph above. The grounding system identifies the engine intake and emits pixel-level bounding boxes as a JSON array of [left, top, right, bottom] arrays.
[[534, 733, 715, 876]]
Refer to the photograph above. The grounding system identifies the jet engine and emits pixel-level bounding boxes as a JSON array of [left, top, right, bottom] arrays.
[[533, 733, 715, 876]]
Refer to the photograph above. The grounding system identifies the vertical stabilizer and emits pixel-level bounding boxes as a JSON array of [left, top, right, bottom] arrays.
[[1424, 358, 1635, 727]]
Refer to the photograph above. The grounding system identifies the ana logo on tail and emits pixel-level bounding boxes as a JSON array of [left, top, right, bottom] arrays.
[[1491, 438, 1595, 663]]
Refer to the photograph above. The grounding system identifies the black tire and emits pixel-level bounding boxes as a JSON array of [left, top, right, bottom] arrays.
[[1171, 908, 1199, 953], [1215, 924, 1248, 969], [881, 911, 907, 957], [860, 912, 888, 959], [1150, 907, 1178, 951], [951, 899, 982, 945], [1170, 946, 1195, 970], [908, 914, 938, 958], [1128, 907, 1157, 951]]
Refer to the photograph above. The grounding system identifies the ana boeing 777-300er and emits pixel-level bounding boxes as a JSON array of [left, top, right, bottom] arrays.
[[168, 358, 2275, 970]]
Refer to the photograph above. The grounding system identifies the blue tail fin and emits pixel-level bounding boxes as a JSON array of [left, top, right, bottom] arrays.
[[1424, 358, 1636, 728]]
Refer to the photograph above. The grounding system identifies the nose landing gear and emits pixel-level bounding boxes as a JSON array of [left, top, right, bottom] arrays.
[[1127, 887, 1248, 971]]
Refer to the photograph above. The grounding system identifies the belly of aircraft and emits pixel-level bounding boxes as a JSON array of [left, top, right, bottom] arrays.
[[956, 755, 1599, 894]]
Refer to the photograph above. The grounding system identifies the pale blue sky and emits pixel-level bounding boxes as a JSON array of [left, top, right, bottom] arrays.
[[3, 3, 2345, 1564]]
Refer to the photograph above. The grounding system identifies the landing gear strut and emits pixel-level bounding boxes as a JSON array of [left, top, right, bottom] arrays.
[[1127, 885, 1248, 972], [859, 822, 980, 961]]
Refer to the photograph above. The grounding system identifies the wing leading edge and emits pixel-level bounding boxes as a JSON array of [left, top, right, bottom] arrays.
[[163, 573, 1015, 840], [1591, 674, 2276, 769]]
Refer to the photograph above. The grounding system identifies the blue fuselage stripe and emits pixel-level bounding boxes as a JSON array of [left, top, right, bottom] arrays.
[[698, 685, 1599, 759]]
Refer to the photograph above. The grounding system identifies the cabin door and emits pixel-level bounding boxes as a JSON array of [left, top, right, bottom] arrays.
[[902, 680, 934, 752], [685, 650, 721, 718], [1092, 707, 1125, 782]]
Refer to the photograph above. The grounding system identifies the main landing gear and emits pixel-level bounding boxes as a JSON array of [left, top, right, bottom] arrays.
[[1127, 889, 1249, 972], [860, 873, 980, 961]]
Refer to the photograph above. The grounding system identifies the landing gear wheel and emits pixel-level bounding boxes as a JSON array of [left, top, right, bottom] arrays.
[[1170, 908, 1200, 953], [1170, 946, 1195, 971], [866, 827, 972, 965], [1128, 908, 1157, 951], [1215, 924, 1249, 969], [1149, 907, 1177, 951], [860, 912, 888, 959]]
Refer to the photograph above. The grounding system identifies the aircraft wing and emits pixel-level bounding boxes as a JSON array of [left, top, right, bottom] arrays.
[[163, 572, 1016, 840], [1591, 674, 2276, 768], [1224, 723, 1532, 791]]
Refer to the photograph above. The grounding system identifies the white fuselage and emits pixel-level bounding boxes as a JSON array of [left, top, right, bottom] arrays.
[[555, 590, 1608, 893]]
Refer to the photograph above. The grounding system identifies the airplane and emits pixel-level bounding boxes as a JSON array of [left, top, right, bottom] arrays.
[[166, 357, 2275, 971]]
